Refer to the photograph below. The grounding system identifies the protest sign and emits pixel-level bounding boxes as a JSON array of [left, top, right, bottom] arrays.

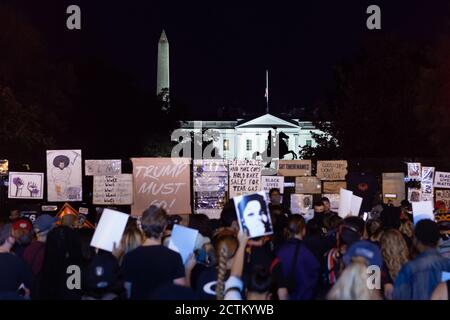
[[131, 158, 191, 215], [295, 176, 321, 194], [168, 225, 199, 265], [85, 160, 122, 176], [436, 190, 450, 211], [407, 163, 421, 180], [290, 194, 313, 215], [233, 191, 273, 239], [434, 171, 450, 189], [408, 188, 421, 202], [8, 172, 44, 199], [90, 208, 129, 252], [277, 160, 311, 177], [422, 167, 435, 182], [382, 173, 405, 206], [229, 160, 262, 198], [412, 201, 434, 225], [323, 181, 347, 194], [193, 159, 228, 219], [322, 194, 340, 211], [316, 160, 348, 180], [261, 176, 284, 194], [338, 188, 362, 217], [47, 150, 82, 202], [93, 174, 133, 205]]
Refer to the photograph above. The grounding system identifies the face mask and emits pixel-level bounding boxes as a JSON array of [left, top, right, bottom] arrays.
[[18, 234, 32, 246]]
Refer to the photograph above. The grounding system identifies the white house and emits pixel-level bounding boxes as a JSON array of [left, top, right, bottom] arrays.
[[179, 113, 322, 161]]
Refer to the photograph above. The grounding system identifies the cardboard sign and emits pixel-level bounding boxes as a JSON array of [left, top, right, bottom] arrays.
[[229, 160, 262, 198], [233, 191, 273, 239], [85, 160, 122, 176], [168, 225, 199, 265], [90, 208, 129, 252], [131, 158, 191, 216], [8, 172, 44, 199], [382, 173, 405, 207], [193, 159, 228, 219], [316, 160, 348, 180], [47, 150, 83, 202], [93, 174, 133, 205], [412, 201, 434, 225], [261, 176, 284, 194], [407, 163, 421, 180], [434, 171, 450, 189], [323, 181, 347, 194], [277, 160, 311, 177], [295, 176, 321, 194]]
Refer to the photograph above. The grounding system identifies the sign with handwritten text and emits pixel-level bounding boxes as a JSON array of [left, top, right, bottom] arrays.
[[229, 160, 262, 198], [131, 158, 191, 215], [93, 174, 133, 205], [316, 161, 348, 180], [85, 160, 122, 176]]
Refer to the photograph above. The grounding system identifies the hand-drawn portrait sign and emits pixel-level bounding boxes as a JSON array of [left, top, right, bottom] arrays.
[[131, 158, 191, 216], [316, 161, 348, 180], [46, 150, 82, 202], [277, 160, 311, 177]]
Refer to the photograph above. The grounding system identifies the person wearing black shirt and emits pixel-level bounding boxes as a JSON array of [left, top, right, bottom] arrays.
[[121, 206, 186, 300]]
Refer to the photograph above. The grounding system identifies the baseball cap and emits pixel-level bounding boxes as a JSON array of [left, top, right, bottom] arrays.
[[33, 214, 57, 234], [343, 240, 383, 268], [84, 252, 120, 293], [0, 224, 12, 245], [12, 218, 32, 232]]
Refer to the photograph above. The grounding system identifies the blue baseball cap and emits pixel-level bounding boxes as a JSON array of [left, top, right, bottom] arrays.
[[343, 240, 383, 268]]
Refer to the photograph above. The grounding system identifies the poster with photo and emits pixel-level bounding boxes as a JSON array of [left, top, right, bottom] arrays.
[[290, 194, 313, 214], [46, 150, 82, 202], [322, 194, 340, 212], [407, 163, 421, 180], [8, 172, 44, 199], [233, 191, 273, 239], [408, 187, 422, 202], [193, 159, 228, 219]]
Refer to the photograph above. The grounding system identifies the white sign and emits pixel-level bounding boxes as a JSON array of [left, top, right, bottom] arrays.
[[290, 194, 313, 215], [338, 188, 362, 218], [8, 172, 44, 199], [93, 174, 133, 205], [233, 191, 273, 239], [322, 194, 340, 211], [90, 208, 129, 252], [85, 160, 122, 176], [434, 171, 450, 189], [46, 150, 82, 202], [412, 201, 434, 225], [407, 163, 421, 180], [168, 225, 199, 265], [229, 160, 262, 198], [261, 176, 284, 194]]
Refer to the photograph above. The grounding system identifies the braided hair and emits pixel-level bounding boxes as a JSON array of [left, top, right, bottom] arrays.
[[214, 233, 238, 300]]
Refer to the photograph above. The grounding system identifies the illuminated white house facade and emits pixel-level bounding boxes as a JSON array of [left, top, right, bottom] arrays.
[[179, 113, 322, 160]]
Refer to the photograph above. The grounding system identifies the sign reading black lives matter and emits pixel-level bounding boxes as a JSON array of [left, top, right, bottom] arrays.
[[193, 159, 228, 219], [93, 174, 133, 205], [434, 171, 450, 189], [229, 160, 262, 198]]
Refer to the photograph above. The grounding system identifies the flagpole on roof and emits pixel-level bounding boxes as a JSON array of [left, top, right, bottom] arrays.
[[265, 70, 269, 114]]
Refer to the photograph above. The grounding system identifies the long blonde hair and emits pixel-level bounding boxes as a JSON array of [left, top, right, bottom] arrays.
[[380, 229, 409, 281], [117, 220, 145, 264], [327, 261, 381, 300], [399, 220, 414, 239], [214, 233, 239, 300]]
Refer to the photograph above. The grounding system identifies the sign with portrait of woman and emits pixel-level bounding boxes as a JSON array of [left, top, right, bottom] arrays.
[[233, 191, 273, 239]]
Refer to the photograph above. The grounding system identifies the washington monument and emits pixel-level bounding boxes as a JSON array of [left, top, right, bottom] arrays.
[[157, 29, 170, 101]]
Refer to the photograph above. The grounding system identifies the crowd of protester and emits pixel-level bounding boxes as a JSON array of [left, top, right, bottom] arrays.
[[1, 188, 450, 300]]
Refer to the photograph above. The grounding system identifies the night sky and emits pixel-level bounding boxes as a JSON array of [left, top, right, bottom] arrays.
[[5, 0, 450, 118]]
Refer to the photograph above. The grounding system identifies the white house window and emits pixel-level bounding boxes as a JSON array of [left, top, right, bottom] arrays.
[[246, 139, 252, 151], [223, 139, 229, 151], [306, 140, 312, 147]]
